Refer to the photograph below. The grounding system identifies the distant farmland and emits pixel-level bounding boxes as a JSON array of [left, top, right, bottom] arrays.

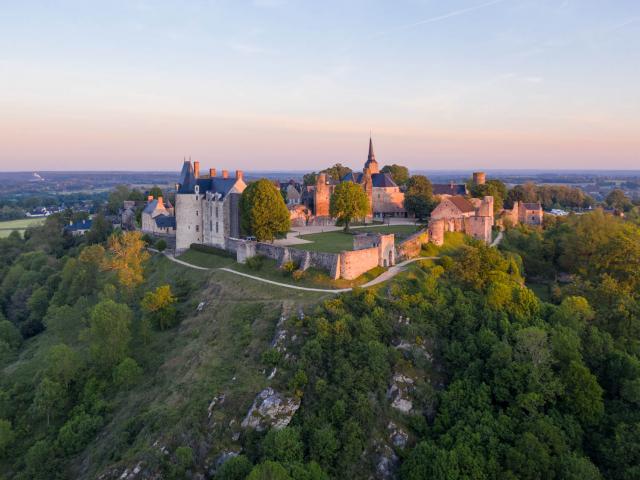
[[0, 217, 45, 238]]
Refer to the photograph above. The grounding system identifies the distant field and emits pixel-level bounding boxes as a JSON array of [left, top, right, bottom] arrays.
[[295, 224, 421, 253], [0, 217, 45, 238]]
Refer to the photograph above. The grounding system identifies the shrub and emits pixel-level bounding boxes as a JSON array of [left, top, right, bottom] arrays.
[[292, 269, 306, 281], [281, 261, 297, 275], [113, 357, 143, 389], [57, 411, 103, 455], [141, 233, 153, 245], [216, 455, 253, 480], [261, 348, 283, 368], [246, 255, 265, 271], [155, 239, 167, 252]]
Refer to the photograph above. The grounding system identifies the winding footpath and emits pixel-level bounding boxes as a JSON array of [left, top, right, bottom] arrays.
[[162, 252, 437, 294]]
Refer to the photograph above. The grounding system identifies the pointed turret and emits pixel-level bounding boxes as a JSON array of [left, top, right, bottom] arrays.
[[364, 136, 379, 174]]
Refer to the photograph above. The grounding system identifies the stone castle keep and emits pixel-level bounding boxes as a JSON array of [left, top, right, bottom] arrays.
[[174, 160, 246, 252]]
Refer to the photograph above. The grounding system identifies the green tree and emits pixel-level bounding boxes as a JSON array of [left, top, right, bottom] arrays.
[[149, 185, 164, 199], [0, 418, 14, 456], [562, 361, 604, 424], [216, 455, 253, 480], [322, 163, 352, 182], [471, 179, 507, 213], [57, 411, 103, 454], [329, 181, 369, 232], [403, 175, 435, 220], [33, 377, 66, 426], [247, 460, 292, 480], [86, 213, 113, 245], [46, 344, 81, 389], [381, 164, 410, 186], [85, 299, 132, 373], [113, 357, 143, 388], [262, 427, 303, 464], [241, 179, 291, 242], [0, 318, 22, 349], [155, 238, 167, 252]]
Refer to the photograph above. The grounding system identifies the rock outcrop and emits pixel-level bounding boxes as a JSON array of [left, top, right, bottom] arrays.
[[241, 388, 300, 431]]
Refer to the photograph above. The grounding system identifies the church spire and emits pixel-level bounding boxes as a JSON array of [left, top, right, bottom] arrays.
[[364, 135, 379, 174]]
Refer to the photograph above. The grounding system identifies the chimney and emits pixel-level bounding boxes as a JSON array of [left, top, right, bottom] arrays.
[[209, 168, 216, 178], [222, 169, 229, 179], [147, 195, 154, 202], [194, 161, 200, 178], [235, 170, 244, 181]]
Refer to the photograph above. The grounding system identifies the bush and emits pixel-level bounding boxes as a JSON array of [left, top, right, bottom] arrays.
[[261, 348, 283, 368], [246, 255, 265, 271], [113, 357, 143, 389], [141, 234, 153, 245], [155, 239, 167, 252], [292, 269, 306, 281], [216, 455, 253, 480], [57, 411, 103, 455], [281, 261, 297, 275]]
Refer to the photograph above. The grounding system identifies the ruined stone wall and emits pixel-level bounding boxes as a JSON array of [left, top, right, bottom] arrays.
[[396, 228, 429, 260], [464, 216, 493, 244], [353, 233, 378, 250], [340, 248, 380, 280]]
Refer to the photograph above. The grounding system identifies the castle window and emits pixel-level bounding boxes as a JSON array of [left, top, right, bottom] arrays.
[[196, 210, 198, 216], [216, 205, 219, 217], [196, 225, 199, 232], [210, 221, 212, 231], [216, 222, 219, 233]]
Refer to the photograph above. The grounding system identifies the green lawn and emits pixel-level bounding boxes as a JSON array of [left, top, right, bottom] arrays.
[[294, 224, 421, 253], [0, 217, 45, 237]]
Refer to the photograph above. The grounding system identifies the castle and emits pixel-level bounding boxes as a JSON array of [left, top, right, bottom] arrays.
[[174, 160, 246, 253]]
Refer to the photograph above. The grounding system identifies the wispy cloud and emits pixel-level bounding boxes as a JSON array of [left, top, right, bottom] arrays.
[[372, 0, 508, 39]]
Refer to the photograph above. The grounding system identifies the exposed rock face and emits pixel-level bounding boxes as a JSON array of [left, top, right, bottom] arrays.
[[387, 373, 414, 413], [241, 388, 300, 431], [387, 421, 408, 449], [375, 445, 399, 479]]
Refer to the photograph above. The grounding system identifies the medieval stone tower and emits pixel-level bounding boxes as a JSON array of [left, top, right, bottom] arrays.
[[473, 172, 486, 186], [314, 172, 331, 217]]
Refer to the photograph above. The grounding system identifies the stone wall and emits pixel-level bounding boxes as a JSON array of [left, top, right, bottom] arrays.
[[428, 219, 445, 246], [340, 248, 380, 280], [464, 216, 492, 244], [396, 228, 429, 260]]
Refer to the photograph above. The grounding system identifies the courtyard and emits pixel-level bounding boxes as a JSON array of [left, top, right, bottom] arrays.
[[292, 224, 421, 253]]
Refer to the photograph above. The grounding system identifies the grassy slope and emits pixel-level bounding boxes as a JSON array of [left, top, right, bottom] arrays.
[[1, 254, 328, 479]]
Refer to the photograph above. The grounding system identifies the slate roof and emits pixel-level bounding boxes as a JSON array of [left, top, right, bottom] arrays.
[[432, 183, 468, 196], [177, 160, 240, 198], [448, 196, 476, 213], [154, 215, 176, 228], [64, 219, 92, 232], [521, 202, 542, 210], [341, 172, 398, 188]]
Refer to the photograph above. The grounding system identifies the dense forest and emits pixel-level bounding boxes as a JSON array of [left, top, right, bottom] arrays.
[[1, 207, 640, 479]]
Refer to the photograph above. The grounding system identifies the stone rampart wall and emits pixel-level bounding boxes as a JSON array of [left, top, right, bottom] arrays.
[[396, 228, 429, 259]]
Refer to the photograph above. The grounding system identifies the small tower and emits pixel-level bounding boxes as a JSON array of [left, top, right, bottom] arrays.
[[364, 137, 379, 174], [473, 172, 486, 186]]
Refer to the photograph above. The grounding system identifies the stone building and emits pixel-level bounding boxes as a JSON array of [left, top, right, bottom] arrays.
[[432, 182, 468, 198], [175, 160, 246, 253], [500, 201, 544, 226], [299, 137, 406, 223], [280, 180, 303, 206], [141, 196, 176, 237], [428, 195, 494, 245]]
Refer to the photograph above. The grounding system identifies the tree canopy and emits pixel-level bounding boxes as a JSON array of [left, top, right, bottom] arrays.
[[240, 179, 291, 242], [329, 181, 369, 231], [403, 175, 435, 219], [381, 164, 409, 186]]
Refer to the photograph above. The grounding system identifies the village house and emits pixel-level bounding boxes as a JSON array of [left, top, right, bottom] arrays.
[[141, 195, 176, 237], [428, 195, 494, 245]]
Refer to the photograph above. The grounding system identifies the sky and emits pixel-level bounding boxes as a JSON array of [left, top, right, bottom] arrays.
[[0, 0, 639, 172]]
